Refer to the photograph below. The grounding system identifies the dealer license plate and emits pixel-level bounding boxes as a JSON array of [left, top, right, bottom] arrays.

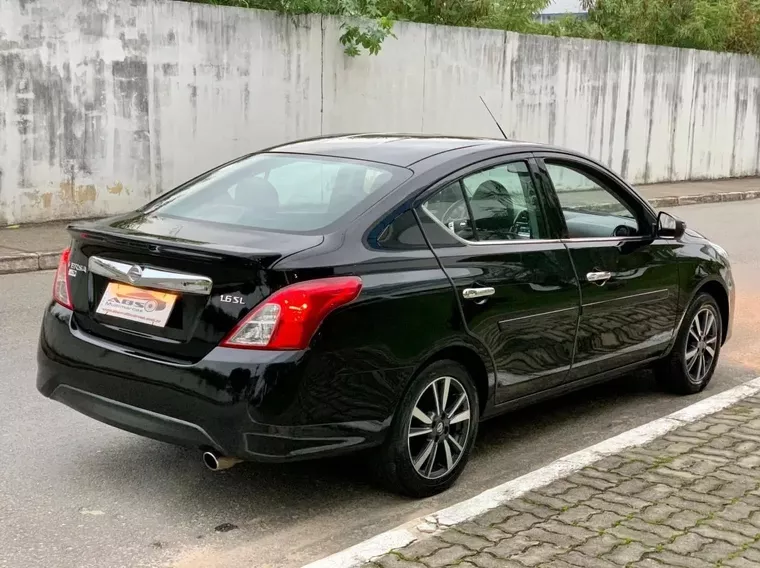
[[95, 282, 178, 327]]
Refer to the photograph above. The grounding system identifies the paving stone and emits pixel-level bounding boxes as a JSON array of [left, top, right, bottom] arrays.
[[465, 553, 526, 568], [510, 543, 565, 566], [495, 513, 543, 533], [602, 541, 651, 565], [420, 545, 474, 567], [608, 524, 666, 547], [558, 485, 600, 504], [705, 517, 760, 538], [555, 504, 597, 524], [739, 546, 760, 562], [690, 476, 726, 494], [580, 468, 628, 485], [506, 498, 557, 519], [664, 495, 719, 515], [566, 473, 616, 491], [661, 508, 705, 530], [536, 520, 596, 541], [472, 507, 519, 526], [696, 446, 739, 460], [665, 532, 712, 554], [593, 456, 628, 470], [609, 478, 652, 496], [642, 471, 695, 487], [520, 491, 571, 511], [374, 555, 428, 568], [678, 488, 732, 506], [640, 503, 679, 524], [612, 460, 650, 477], [483, 535, 539, 558], [578, 511, 625, 531], [370, 398, 760, 568], [724, 556, 760, 568], [396, 538, 449, 560], [622, 518, 681, 540], [715, 479, 759, 499], [645, 550, 715, 568], [735, 441, 759, 453], [438, 530, 493, 551], [556, 551, 619, 568], [576, 533, 623, 556], [693, 525, 752, 546], [706, 436, 740, 450], [521, 527, 576, 549], [737, 454, 760, 469], [706, 422, 735, 435], [538, 480, 577, 497], [635, 483, 678, 502], [455, 522, 510, 542], [668, 454, 721, 475]]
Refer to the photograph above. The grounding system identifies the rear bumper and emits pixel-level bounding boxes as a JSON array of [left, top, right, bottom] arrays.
[[37, 303, 395, 462]]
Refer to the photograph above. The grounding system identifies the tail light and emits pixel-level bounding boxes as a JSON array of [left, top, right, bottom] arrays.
[[221, 276, 362, 350], [53, 247, 73, 309]]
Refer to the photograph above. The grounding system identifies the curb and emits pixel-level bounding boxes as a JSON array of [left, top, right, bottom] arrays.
[[0, 250, 61, 275], [647, 189, 760, 208], [0, 189, 757, 277], [302, 376, 760, 568]]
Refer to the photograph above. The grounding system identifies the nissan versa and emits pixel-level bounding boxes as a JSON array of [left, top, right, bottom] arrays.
[[37, 135, 733, 497]]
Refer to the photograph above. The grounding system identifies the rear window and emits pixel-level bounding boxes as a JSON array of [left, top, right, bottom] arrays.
[[147, 153, 410, 232]]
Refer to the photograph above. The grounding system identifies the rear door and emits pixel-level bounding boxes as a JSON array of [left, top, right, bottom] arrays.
[[534, 154, 680, 379], [417, 155, 581, 404]]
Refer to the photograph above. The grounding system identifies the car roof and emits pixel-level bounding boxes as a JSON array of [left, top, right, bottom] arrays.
[[265, 134, 556, 167]]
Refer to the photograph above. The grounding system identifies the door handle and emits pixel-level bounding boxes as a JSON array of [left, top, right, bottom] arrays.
[[586, 271, 612, 285], [463, 287, 495, 300]]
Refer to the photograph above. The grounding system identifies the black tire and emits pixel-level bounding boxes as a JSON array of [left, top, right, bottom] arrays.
[[655, 292, 723, 394], [373, 359, 479, 498]]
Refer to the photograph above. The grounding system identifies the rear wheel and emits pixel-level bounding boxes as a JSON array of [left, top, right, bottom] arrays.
[[655, 293, 722, 394], [374, 360, 479, 497]]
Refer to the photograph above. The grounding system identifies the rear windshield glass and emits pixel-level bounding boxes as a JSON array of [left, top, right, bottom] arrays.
[[147, 153, 410, 232]]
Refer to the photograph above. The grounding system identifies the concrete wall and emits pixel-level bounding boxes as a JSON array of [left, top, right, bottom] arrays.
[[1, 0, 759, 225]]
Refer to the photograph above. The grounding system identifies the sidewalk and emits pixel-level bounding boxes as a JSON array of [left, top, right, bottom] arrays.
[[364, 395, 760, 568], [1, 177, 759, 275]]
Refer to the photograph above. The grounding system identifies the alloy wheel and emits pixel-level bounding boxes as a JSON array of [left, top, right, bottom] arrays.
[[685, 306, 719, 384], [407, 376, 471, 480]]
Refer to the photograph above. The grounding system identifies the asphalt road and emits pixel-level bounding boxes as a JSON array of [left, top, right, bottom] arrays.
[[2, 199, 760, 568]]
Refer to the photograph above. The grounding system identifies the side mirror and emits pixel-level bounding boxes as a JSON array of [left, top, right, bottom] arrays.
[[657, 211, 686, 239]]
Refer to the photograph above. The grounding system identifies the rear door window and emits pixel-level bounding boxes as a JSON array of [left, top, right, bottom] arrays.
[[148, 154, 409, 233]]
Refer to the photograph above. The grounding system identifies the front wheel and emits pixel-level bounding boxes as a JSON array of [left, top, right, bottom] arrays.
[[655, 293, 722, 394], [373, 360, 479, 497]]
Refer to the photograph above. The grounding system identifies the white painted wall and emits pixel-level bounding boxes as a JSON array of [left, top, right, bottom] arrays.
[[1, 0, 759, 225]]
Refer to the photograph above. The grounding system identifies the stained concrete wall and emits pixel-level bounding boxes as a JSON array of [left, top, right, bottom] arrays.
[[1, 0, 759, 225]]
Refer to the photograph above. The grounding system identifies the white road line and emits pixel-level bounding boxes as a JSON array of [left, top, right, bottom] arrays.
[[302, 376, 760, 568]]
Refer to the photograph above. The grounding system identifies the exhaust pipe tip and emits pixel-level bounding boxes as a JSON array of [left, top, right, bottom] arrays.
[[202, 450, 242, 471]]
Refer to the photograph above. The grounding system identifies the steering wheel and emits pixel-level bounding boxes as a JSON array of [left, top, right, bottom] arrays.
[[441, 198, 469, 226]]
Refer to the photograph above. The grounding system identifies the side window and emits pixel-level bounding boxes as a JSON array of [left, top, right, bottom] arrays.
[[546, 162, 645, 239], [376, 209, 427, 250], [461, 161, 544, 241], [421, 162, 545, 242], [421, 182, 475, 241]]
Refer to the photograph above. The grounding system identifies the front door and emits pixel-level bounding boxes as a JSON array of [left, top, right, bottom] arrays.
[[417, 157, 580, 404], [535, 155, 681, 380]]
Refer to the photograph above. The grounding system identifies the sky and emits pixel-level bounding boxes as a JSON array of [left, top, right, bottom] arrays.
[[540, 0, 586, 14]]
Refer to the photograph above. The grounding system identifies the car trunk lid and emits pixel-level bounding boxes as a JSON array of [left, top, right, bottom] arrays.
[[65, 213, 323, 363]]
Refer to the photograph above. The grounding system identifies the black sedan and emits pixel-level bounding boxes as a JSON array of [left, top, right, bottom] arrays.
[[37, 135, 734, 497]]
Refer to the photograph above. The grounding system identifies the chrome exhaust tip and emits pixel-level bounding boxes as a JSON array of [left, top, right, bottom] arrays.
[[202, 450, 242, 471]]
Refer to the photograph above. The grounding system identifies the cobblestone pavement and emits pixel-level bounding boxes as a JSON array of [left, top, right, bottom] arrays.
[[365, 396, 760, 568]]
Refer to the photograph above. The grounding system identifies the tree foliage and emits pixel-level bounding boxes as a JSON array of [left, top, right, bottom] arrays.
[[184, 0, 760, 57]]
